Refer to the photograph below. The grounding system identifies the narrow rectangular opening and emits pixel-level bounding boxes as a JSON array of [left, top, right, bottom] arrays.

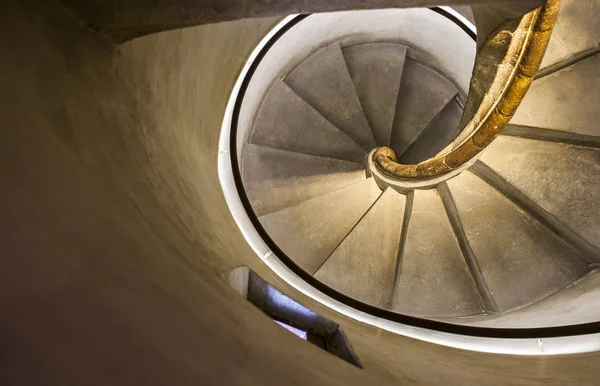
[[222, 266, 362, 368]]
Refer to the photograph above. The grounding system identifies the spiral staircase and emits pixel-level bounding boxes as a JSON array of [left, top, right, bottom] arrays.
[[5, 0, 600, 384], [238, 1, 600, 323]]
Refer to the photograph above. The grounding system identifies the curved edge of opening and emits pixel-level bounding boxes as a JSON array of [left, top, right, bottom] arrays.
[[217, 12, 600, 356], [432, 6, 477, 39]]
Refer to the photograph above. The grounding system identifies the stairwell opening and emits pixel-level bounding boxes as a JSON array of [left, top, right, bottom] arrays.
[[218, 2, 600, 356], [226, 6, 478, 321]]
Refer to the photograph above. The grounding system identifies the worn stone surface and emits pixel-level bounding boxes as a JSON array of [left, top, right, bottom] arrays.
[[59, 0, 540, 42], [259, 178, 381, 274], [236, 7, 477, 159], [512, 53, 600, 136], [541, 0, 600, 68], [241, 144, 365, 216], [460, 270, 600, 327], [285, 43, 376, 151], [480, 136, 600, 251], [399, 97, 463, 163], [314, 188, 406, 308], [343, 43, 407, 147], [390, 58, 457, 158], [392, 189, 483, 317], [447, 171, 588, 313], [249, 79, 366, 162]]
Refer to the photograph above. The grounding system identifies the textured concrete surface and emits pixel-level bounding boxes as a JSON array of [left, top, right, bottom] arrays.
[[59, 0, 540, 41], [392, 189, 483, 317], [285, 43, 376, 151], [343, 43, 407, 147], [511, 53, 600, 137], [399, 97, 463, 163], [461, 270, 600, 327], [501, 124, 600, 149], [241, 144, 365, 216], [447, 171, 588, 313], [480, 136, 600, 251], [236, 7, 476, 158], [390, 58, 457, 157], [314, 188, 406, 308], [223, 266, 252, 299], [259, 178, 381, 274], [6, 1, 600, 385], [249, 79, 366, 162], [541, 0, 600, 68]]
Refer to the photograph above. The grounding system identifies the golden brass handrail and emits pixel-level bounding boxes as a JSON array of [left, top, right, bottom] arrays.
[[374, 0, 560, 179]]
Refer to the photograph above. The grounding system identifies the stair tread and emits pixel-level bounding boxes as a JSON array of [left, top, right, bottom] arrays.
[[391, 189, 483, 317], [389, 58, 458, 157], [459, 270, 600, 328], [241, 144, 365, 217], [314, 188, 406, 308], [285, 42, 376, 151], [249, 79, 366, 162], [447, 171, 588, 313], [259, 178, 382, 274], [480, 136, 600, 251], [399, 97, 463, 164], [540, 0, 600, 69], [343, 43, 407, 147], [512, 53, 600, 137]]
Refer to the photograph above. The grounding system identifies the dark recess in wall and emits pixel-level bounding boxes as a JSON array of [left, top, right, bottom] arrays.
[[223, 267, 362, 368]]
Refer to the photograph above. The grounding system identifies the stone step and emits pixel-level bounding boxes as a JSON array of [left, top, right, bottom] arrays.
[[241, 144, 365, 217], [391, 188, 483, 317], [446, 171, 588, 313], [259, 178, 382, 274], [502, 124, 600, 149], [343, 43, 407, 147], [460, 270, 600, 328], [399, 97, 463, 164], [249, 79, 366, 162], [479, 136, 600, 255], [285, 42, 376, 151], [314, 188, 406, 308], [389, 57, 458, 157], [540, 0, 600, 69], [512, 53, 600, 137]]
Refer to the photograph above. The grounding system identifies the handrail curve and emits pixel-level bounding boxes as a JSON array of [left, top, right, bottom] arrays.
[[374, 0, 560, 179]]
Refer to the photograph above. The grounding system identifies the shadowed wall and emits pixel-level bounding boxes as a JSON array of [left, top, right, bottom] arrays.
[[0, 1, 597, 385]]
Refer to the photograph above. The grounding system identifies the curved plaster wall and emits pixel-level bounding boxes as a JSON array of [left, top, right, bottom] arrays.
[[2, 1, 600, 385]]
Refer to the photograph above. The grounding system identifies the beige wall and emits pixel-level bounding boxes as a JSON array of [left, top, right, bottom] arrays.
[[0, 1, 597, 384], [58, 0, 542, 41]]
